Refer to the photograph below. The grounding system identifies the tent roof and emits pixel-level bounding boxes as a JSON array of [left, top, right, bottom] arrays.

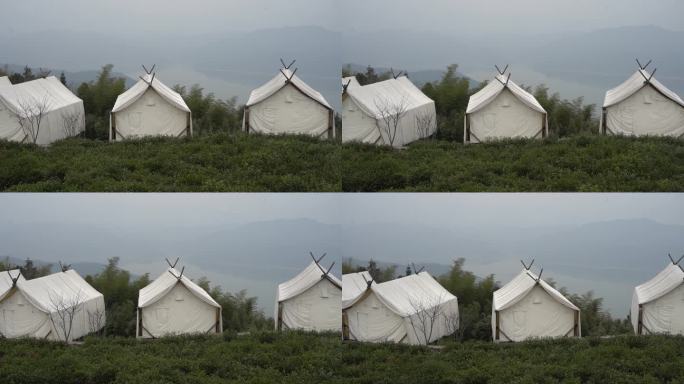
[[603, 69, 684, 108], [112, 73, 190, 113], [345, 76, 434, 119], [0, 76, 83, 116], [634, 263, 684, 306], [138, 267, 220, 308], [10, 270, 103, 314], [277, 261, 342, 303], [342, 76, 361, 90], [371, 272, 456, 318], [0, 76, 11, 88], [246, 69, 332, 110], [493, 269, 578, 312], [342, 271, 372, 309], [0, 269, 24, 301], [467, 74, 546, 115]]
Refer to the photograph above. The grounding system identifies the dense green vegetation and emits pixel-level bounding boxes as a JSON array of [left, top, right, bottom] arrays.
[[1, 333, 683, 383], [0, 133, 340, 191], [342, 135, 684, 191]]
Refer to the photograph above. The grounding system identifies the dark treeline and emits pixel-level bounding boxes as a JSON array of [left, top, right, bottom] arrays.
[[1, 65, 245, 141], [343, 63, 598, 142], [0, 257, 272, 337], [343, 257, 631, 341]]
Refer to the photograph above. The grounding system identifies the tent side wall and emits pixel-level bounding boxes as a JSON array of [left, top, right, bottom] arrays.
[[494, 285, 578, 342], [279, 278, 341, 332], [0, 289, 51, 338], [345, 290, 407, 343], [35, 101, 86, 145], [0, 100, 25, 142], [389, 101, 437, 147], [341, 95, 381, 144], [112, 88, 189, 141], [638, 284, 684, 335], [402, 297, 459, 345], [604, 85, 684, 137], [139, 282, 219, 338], [467, 89, 545, 143], [246, 84, 331, 137]]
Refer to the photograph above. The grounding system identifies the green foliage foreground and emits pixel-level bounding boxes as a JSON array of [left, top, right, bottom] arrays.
[[342, 135, 684, 192], [0, 134, 340, 192], [2, 333, 684, 383]]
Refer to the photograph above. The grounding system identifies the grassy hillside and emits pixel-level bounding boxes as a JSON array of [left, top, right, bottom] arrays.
[[1, 333, 683, 383], [342, 136, 684, 191], [0, 134, 341, 192]]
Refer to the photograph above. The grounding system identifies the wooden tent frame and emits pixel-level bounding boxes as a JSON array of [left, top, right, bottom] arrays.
[[466, 65, 547, 144], [245, 59, 334, 139], [342, 272, 374, 340], [494, 263, 580, 341], [277, 252, 340, 332], [111, 64, 191, 141], [137, 259, 221, 338], [635, 254, 684, 335]]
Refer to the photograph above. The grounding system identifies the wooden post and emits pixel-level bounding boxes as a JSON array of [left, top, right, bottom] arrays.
[[111, 113, 117, 140], [328, 110, 334, 139], [244, 108, 251, 133], [277, 303, 283, 331], [187, 114, 192, 137], [465, 116, 471, 143], [215, 308, 221, 333], [342, 311, 349, 340], [137, 308, 143, 337], [495, 311, 500, 341], [574, 311, 580, 337], [601, 108, 607, 135], [638, 305, 643, 335]]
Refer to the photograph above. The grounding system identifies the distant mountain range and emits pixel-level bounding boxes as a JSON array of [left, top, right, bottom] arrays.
[[1, 63, 135, 91], [343, 63, 478, 88], [3, 25, 681, 107]]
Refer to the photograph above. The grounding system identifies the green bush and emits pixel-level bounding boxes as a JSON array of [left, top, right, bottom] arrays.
[[0, 133, 341, 192], [342, 135, 684, 192]]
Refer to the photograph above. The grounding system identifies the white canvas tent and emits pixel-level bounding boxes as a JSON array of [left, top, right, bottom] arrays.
[[243, 63, 334, 138], [492, 263, 580, 342], [344, 271, 459, 345], [631, 257, 684, 335], [137, 262, 221, 338], [342, 75, 437, 147], [0, 269, 105, 341], [110, 67, 192, 141], [465, 68, 548, 144], [0, 76, 85, 145], [275, 254, 342, 332], [342, 271, 373, 340], [600, 61, 684, 137]]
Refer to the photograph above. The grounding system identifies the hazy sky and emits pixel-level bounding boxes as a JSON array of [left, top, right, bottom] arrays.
[[338, 193, 684, 228], [0, 0, 339, 35], [342, 0, 684, 35], [1, 0, 682, 36]]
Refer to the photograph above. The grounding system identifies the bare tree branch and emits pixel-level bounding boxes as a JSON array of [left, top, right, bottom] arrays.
[[374, 96, 408, 147], [16, 95, 51, 144], [415, 111, 435, 140], [48, 289, 84, 343]]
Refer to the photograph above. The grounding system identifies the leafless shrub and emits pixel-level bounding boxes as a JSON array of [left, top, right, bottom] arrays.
[[407, 294, 445, 346], [374, 96, 408, 147], [415, 111, 436, 140], [15, 95, 51, 144], [61, 110, 83, 138], [87, 307, 105, 336], [48, 289, 83, 343]]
